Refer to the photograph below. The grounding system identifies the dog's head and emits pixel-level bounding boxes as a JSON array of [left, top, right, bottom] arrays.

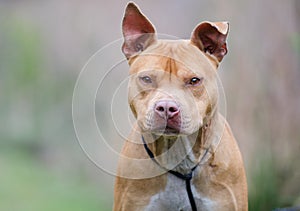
[[122, 2, 229, 136]]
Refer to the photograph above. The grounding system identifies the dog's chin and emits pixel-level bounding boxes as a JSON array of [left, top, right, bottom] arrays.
[[138, 120, 202, 137], [151, 126, 181, 137]]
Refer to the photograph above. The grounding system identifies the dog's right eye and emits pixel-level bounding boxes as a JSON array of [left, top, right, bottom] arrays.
[[139, 76, 152, 84]]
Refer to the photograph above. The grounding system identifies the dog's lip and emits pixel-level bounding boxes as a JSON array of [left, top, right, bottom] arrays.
[[152, 126, 180, 135]]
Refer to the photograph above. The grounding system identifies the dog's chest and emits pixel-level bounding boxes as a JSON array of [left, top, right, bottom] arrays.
[[144, 174, 215, 211]]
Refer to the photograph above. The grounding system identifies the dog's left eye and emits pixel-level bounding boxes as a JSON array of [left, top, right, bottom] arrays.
[[139, 76, 152, 84], [188, 77, 203, 86]]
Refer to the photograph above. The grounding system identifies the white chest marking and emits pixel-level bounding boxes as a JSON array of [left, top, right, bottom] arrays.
[[145, 173, 215, 211]]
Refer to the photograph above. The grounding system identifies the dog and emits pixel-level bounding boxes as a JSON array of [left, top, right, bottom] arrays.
[[113, 2, 248, 211]]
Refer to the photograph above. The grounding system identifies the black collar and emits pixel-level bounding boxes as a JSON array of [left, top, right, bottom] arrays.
[[141, 135, 209, 211]]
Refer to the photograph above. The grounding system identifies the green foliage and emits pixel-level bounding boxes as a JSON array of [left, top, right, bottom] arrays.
[[0, 149, 110, 211], [0, 14, 111, 211], [290, 33, 300, 55], [248, 152, 298, 210]]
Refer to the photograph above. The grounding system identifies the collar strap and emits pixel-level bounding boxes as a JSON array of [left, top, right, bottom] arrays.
[[141, 135, 198, 211]]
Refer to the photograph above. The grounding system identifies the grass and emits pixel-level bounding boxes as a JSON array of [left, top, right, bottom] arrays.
[[0, 149, 111, 211], [248, 155, 279, 211], [0, 17, 112, 211], [248, 152, 298, 211]]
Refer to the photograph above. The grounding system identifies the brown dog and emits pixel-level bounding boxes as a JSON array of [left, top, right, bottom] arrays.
[[113, 2, 248, 211]]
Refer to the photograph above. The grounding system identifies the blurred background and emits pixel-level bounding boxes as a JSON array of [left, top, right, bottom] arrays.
[[0, 0, 299, 210]]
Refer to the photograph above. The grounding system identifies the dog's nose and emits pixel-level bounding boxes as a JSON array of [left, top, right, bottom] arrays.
[[155, 100, 180, 119]]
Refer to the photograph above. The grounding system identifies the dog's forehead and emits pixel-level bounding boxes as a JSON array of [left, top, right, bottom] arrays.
[[129, 40, 215, 76]]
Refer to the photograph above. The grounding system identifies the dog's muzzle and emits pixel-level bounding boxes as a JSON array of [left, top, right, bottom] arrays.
[[151, 100, 182, 135]]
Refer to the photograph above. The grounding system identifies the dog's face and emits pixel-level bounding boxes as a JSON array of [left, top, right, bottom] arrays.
[[122, 3, 229, 136]]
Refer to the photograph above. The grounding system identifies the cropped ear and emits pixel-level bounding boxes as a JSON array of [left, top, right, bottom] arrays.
[[122, 2, 156, 60], [191, 21, 229, 62]]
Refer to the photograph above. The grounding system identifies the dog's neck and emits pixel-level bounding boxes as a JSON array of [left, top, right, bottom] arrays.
[[154, 134, 201, 174], [144, 113, 218, 174]]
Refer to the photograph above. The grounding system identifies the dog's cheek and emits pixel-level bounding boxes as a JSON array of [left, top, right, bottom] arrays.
[[129, 99, 144, 119], [131, 97, 152, 130], [129, 102, 137, 119], [136, 110, 152, 132], [198, 103, 207, 120], [189, 85, 205, 99], [128, 82, 150, 119]]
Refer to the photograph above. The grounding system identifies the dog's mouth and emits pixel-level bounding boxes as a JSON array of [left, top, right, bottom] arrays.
[[152, 126, 180, 136]]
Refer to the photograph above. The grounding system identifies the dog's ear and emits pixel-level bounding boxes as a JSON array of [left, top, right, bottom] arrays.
[[122, 2, 156, 60], [191, 21, 229, 63]]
